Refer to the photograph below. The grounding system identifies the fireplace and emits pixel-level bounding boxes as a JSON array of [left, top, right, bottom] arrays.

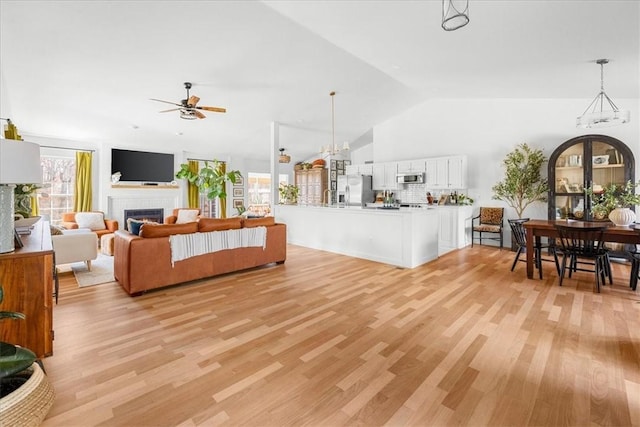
[[123, 208, 164, 230]]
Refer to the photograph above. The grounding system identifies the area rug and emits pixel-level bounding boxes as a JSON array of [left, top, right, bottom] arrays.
[[71, 254, 115, 287]]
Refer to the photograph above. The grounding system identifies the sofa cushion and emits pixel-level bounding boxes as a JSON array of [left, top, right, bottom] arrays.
[[242, 217, 275, 228], [139, 222, 198, 238], [127, 218, 159, 235], [75, 212, 107, 231], [198, 217, 243, 232], [176, 209, 200, 224]]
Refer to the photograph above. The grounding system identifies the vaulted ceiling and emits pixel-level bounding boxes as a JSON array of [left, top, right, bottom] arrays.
[[1, 1, 638, 163]]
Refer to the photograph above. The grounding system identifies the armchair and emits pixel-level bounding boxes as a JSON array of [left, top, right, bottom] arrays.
[[471, 207, 504, 249], [61, 211, 118, 239]]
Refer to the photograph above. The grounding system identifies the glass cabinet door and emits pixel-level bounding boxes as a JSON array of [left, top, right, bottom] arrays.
[[548, 135, 634, 221]]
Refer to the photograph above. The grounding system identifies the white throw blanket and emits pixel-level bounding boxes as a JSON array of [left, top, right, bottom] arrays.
[[169, 226, 267, 265]]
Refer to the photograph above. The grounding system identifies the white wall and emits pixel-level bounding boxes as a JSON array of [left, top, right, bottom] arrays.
[[372, 97, 639, 220]]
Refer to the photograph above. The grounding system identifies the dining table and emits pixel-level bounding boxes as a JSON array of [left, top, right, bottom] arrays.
[[522, 219, 640, 280]]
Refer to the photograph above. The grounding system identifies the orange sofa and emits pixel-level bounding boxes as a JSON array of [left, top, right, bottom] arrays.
[[113, 217, 286, 296]]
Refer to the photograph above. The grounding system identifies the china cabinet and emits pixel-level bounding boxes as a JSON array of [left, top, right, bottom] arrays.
[[295, 168, 328, 206], [548, 134, 634, 221]]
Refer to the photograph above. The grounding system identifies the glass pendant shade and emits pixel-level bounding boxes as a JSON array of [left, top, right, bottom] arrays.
[[577, 59, 630, 129], [442, 0, 469, 31]]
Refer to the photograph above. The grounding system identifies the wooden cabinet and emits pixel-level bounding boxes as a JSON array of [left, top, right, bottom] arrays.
[[372, 162, 398, 191], [0, 220, 54, 358], [426, 156, 467, 189], [548, 135, 634, 221], [295, 168, 328, 206]]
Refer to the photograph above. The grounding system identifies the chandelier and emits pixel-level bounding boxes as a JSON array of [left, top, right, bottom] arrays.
[[576, 59, 630, 128], [320, 91, 350, 156], [442, 0, 469, 31]]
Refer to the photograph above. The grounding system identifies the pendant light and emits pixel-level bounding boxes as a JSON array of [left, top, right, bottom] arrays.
[[442, 0, 469, 31], [576, 59, 630, 128], [319, 91, 350, 155], [278, 148, 291, 164]]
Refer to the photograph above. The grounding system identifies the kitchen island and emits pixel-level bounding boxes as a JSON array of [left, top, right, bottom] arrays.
[[274, 205, 440, 268]]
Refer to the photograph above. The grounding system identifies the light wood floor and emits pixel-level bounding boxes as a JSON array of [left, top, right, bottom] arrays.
[[41, 245, 640, 427]]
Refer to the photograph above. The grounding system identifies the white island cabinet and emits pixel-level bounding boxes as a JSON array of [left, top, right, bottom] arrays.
[[274, 205, 439, 268], [437, 205, 473, 256]]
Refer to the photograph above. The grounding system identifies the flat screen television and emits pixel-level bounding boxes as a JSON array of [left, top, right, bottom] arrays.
[[111, 148, 175, 183]]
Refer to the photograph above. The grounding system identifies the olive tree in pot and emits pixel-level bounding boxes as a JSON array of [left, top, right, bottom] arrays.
[[492, 143, 549, 249], [175, 160, 243, 219]]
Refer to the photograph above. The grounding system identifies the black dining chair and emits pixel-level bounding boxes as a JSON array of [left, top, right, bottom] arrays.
[[508, 218, 560, 279], [554, 224, 609, 292]]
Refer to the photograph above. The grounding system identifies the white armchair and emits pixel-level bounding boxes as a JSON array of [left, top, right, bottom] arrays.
[[51, 229, 98, 271]]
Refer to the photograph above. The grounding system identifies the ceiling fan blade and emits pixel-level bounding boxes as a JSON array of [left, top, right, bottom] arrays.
[[195, 110, 206, 119], [197, 106, 226, 113], [150, 98, 181, 107], [159, 108, 180, 113], [187, 95, 200, 107]]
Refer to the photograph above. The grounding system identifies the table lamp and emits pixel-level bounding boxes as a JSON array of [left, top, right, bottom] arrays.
[[0, 140, 42, 253]]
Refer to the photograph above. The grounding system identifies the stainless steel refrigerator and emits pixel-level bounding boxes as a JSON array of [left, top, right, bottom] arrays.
[[336, 175, 374, 207]]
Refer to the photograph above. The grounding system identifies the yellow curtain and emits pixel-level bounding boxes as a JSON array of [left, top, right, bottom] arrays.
[[219, 162, 227, 218], [187, 160, 199, 209], [74, 151, 93, 211], [30, 194, 39, 216]]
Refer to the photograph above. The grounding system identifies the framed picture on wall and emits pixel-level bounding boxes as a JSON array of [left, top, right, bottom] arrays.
[[233, 188, 244, 197], [233, 199, 244, 208], [234, 176, 244, 186]]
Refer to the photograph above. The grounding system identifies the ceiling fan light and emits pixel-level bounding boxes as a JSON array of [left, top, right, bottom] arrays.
[[180, 109, 197, 120]]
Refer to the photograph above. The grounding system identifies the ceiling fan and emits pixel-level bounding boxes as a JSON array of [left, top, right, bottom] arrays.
[[150, 82, 226, 120]]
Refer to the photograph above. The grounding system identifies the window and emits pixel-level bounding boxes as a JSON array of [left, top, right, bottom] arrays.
[[247, 172, 288, 216], [37, 155, 75, 224]]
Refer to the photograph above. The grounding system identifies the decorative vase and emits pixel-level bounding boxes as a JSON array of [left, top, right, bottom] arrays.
[[608, 207, 636, 226]]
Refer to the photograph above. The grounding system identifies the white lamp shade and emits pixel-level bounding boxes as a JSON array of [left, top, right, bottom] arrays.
[[0, 140, 42, 184]]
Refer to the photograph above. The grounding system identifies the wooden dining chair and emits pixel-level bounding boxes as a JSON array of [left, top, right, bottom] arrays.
[[508, 218, 560, 279], [554, 224, 609, 292]]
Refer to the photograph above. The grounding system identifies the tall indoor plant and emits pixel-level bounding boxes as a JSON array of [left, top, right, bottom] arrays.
[[492, 143, 549, 218], [175, 160, 242, 219]]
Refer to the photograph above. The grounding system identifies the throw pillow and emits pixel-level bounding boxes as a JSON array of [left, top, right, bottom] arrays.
[[176, 209, 199, 224], [50, 224, 65, 235], [127, 218, 159, 235], [75, 212, 107, 231]]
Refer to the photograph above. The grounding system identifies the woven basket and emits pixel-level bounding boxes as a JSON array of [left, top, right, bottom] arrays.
[[0, 363, 55, 427]]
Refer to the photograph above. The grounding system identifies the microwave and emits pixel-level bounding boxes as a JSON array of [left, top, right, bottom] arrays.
[[396, 173, 424, 184]]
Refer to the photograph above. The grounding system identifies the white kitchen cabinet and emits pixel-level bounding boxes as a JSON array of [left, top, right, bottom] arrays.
[[372, 162, 398, 190], [397, 159, 426, 173], [426, 156, 467, 189], [438, 205, 473, 256], [345, 163, 373, 175]]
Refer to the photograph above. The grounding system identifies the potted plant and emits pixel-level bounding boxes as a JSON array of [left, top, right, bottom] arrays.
[[279, 184, 299, 204], [175, 160, 243, 219], [0, 286, 54, 425], [492, 143, 549, 219], [587, 181, 640, 225]]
